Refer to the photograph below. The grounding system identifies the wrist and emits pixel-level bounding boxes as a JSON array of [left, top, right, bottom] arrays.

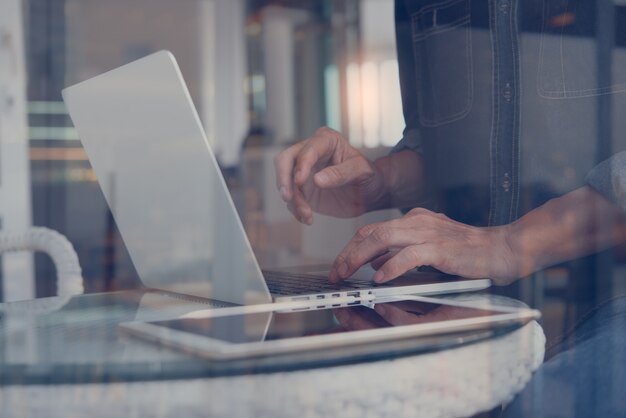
[[501, 220, 541, 279], [371, 151, 426, 211], [363, 157, 394, 211]]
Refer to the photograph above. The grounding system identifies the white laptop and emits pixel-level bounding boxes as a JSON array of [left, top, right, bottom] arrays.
[[62, 51, 490, 308]]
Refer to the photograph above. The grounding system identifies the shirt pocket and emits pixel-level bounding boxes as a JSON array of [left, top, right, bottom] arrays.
[[411, 0, 473, 127], [537, 0, 626, 99]]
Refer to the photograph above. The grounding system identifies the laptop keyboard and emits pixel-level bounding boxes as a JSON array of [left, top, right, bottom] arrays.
[[262, 270, 379, 296]]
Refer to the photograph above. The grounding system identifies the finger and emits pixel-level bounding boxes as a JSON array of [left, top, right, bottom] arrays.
[[373, 244, 441, 283], [286, 201, 304, 224], [330, 222, 387, 282], [293, 136, 337, 187], [370, 251, 394, 270], [374, 303, 423, 326], [333, 308, 377, 330], [274, 143, 304, 202], [375, 304, 454, 325], [333, 212, 432, 280], [384, 300, 433, 314], [332, 308, 351, 327], [313, 157, 373, 189], [292, 187, 313, 225], [287, 193, 312, 225], [338, 227, 425, 280]]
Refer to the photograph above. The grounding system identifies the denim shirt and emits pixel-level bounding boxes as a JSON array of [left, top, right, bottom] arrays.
[[393, 0, 626, 226]]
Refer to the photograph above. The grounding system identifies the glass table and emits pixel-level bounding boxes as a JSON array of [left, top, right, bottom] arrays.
[[0, 290, 545, 417]]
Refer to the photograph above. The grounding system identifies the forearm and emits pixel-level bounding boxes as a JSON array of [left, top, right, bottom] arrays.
[[507, 186, 626, 276], [368, 150, 427, 211]]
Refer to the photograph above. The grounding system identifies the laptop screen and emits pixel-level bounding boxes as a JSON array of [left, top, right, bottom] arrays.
[[62, 51, 271, 305]]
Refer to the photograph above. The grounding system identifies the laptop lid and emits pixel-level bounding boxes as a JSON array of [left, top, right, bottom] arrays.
[[62, 51, 271, 306]]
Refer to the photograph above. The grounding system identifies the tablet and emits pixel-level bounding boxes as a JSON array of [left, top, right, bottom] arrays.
[[119, 295, 540, 360]]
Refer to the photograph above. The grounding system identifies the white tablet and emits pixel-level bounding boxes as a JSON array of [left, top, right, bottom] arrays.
[[119, 295, 540, 360]]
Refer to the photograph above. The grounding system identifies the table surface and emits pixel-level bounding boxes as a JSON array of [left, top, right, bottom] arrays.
[[0, 290, 546, 418]]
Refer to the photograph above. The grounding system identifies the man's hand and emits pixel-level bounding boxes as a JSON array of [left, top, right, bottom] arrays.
[[274, 127, 388, 224], [333, 301, 492, 330], [330, 186, 626, 286], [371, 301, 492, 326], [329, 208, 519, 285]]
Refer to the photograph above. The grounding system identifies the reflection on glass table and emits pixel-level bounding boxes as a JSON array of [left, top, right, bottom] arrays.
[[0, 291, 545, 418], [0, 290, 538, 386], [122, 296, 538, 360]]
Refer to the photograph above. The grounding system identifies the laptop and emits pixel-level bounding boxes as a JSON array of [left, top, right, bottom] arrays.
[[62, 50, 490, 308]]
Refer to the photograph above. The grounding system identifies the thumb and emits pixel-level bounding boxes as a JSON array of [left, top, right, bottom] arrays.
[[313, 158, 374, 188]]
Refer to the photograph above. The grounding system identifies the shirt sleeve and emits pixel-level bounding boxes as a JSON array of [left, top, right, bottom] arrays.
[[391, 0, 423, 156], [391, 127, 423, 155], [585, 151, 626, 211]]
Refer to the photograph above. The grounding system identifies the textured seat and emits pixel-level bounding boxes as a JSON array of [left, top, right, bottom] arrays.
[[0, 227, 83, 314]]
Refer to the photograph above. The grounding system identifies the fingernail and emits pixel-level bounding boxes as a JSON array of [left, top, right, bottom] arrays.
[[315, 172, 328, 184], [374, 304, 386, 316], [338, 263, 348, 277], [280, 186, 289, 201], [306, 216, 313, 225], [373, 270, 385, 283]]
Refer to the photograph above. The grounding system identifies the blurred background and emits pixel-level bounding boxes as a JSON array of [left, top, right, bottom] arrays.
[[2, 0, 626, 347], [0, 0, 404, 300]]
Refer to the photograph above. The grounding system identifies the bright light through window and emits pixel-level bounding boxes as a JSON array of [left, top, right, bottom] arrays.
[[347, 62, 363, 147], [346, 59, 403, 148]]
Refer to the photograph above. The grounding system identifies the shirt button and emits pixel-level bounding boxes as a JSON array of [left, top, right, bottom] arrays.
[[502, 173, 511, 192], [502, 82, 514, 101], [499, 0, 510, 13]]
